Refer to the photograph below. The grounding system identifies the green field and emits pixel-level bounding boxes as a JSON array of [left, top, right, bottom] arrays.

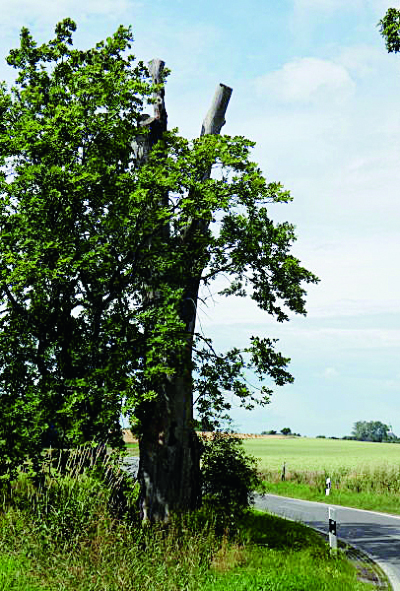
[[242, 436, 400, 473], [241, 436, 400, 513]]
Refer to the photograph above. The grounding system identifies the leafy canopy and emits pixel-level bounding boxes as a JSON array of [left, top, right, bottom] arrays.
[[0, 19, 317, 478], [379, 8, 400, 53], [351, 421, 392, 443]]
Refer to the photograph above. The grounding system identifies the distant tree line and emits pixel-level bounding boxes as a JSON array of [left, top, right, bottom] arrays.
[[196, 420, 398, 443], [259, 421, 398, 442], [345, 421, 398, 443], [316, 421, 398, 443], [261, 428, 302, 437]]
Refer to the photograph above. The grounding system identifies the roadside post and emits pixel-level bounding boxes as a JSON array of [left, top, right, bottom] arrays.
[[328, 507, 338, 552], [325, 476, 331, 496]]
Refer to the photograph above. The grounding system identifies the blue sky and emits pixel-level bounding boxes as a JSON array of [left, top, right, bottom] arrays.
[[1, 0, 400, 437]]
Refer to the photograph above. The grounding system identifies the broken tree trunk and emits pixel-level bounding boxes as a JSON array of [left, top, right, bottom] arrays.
[[131, 58, 167, 167], [137, 65, 232, 521]]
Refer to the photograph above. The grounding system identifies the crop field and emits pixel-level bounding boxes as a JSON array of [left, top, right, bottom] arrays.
[[241, 436, 400, 473], [125, 436, 400, 473], [241, 436, 400, 513]]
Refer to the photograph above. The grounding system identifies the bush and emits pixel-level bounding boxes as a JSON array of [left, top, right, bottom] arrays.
[[280, 428, 291, 436], [200, 434, 264, 519]]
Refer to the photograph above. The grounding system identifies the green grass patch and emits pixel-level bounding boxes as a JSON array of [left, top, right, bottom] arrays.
[[203, 546, 373, 591], [0, 554, 47, 590], [201, 511, 374, 591]]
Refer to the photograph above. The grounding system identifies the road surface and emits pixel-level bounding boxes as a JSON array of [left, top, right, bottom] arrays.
[[254, 493, 400, 590]]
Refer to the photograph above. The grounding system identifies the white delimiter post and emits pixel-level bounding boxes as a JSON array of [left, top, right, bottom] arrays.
[[325, 476, 331, 496], [329, 507, 338, 551]]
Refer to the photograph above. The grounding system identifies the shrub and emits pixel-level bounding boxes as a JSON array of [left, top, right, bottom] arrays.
[[200, 434, 264, 519], [280, 428, 291, 436]]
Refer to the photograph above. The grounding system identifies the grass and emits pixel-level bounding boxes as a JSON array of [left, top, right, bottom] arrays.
[[0, 508, 374, 591], [202, 511, 376, 591], [0, 554, 46, 590], [125, 436, 400, 512], [0, 448, 375, 591]]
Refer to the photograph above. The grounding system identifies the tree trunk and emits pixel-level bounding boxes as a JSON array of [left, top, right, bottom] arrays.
[[138, 372, 201, 521], [137, 70, 232, 521]]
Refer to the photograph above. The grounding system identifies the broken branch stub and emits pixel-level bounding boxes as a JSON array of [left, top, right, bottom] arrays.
[[201, 83, 233, 137], [131, 58, 168, 167]]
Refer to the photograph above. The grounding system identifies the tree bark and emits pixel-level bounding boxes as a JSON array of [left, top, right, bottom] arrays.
[[137, 71, 232, 521]]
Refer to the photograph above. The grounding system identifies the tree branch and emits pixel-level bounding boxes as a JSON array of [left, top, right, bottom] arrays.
[[200, 83, 232, 137]]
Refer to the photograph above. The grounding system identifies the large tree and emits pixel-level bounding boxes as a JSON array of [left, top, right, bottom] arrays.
[[0, 20, 317, 519], [351, 421, 391, 442]]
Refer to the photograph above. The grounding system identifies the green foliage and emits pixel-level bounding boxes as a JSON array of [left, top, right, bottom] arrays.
[[201, 434, 264, 519], [280, 427, 291, 436], [379, 8, 400, 53], [0, 19, 317, 482], [351, 420, 391, 442], [0, 19, 155, 477]]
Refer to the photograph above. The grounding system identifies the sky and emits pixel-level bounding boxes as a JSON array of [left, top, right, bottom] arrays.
[[1, 0, 400, 437]]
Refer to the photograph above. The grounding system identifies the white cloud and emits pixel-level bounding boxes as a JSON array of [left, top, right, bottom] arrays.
[[322, 367, 339, 378], [0, 0, 134, 31], [337, 44, 388, 77], [255, 57, 355, 105]]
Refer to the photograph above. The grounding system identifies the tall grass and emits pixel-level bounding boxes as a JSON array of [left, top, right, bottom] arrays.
[[0, 448, 375, 590], [262, 465, 400, 513], [262, 464, 400, 493]]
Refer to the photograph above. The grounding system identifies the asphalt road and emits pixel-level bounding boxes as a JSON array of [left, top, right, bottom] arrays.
[[121, 455, 140, 479], [254, 493, 400, 590]]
